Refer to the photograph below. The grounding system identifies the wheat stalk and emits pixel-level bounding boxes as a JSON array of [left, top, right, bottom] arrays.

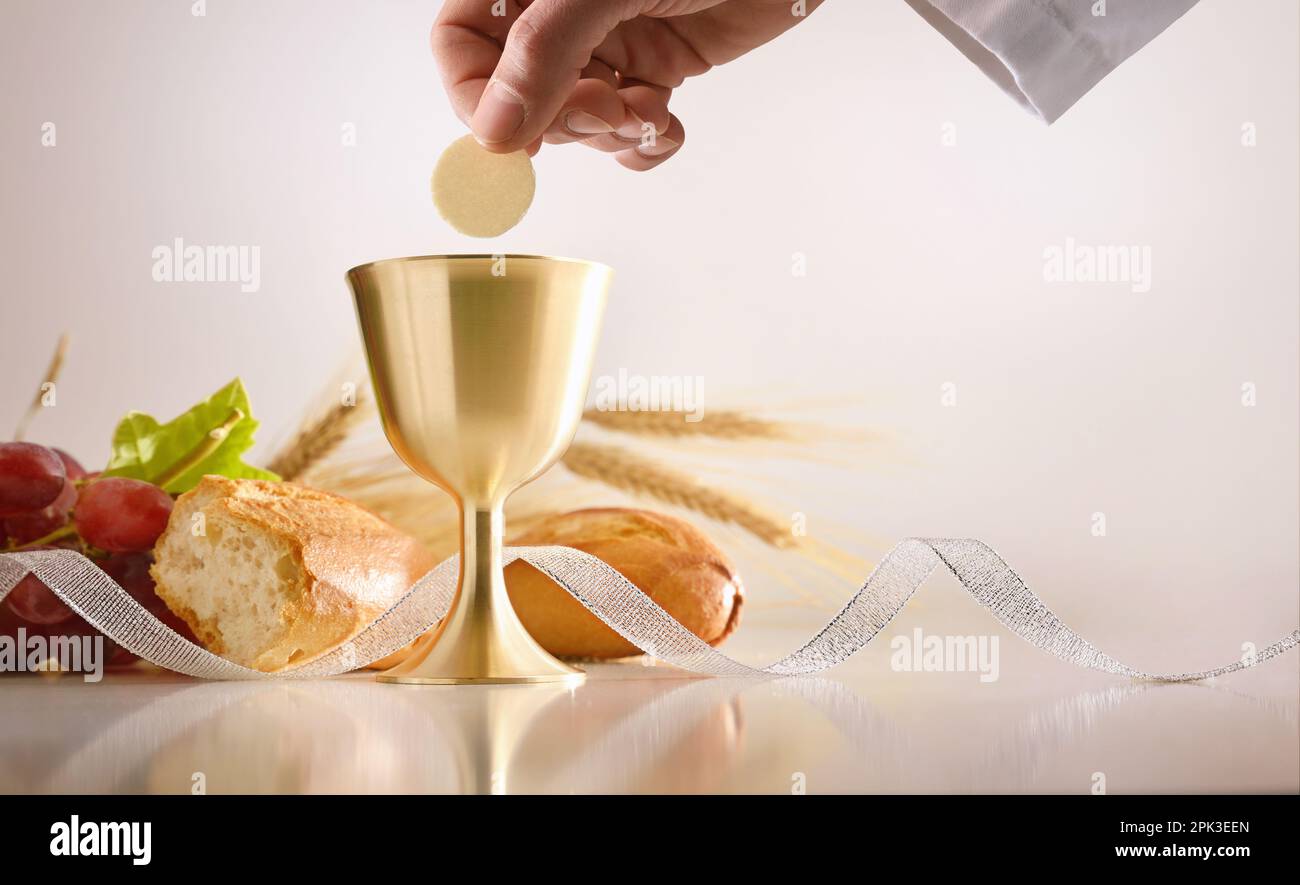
[[13, 333, 69, 441], [560, 441, 796, 548], [267, 400, 367, 482], [581, 408, 795, 441], [265, 364, 375, 483]]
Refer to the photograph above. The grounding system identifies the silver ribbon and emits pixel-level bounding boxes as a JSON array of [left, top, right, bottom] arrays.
[[1, 542, 1296, 681]]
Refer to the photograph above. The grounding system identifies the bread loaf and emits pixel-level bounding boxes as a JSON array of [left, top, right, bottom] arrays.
[[504, 508, 744, 659], [153, 481, 743, 669], [151, 476, 435, 672]]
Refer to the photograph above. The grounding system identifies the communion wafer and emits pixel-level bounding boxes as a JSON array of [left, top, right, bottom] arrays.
[[431, 134, 535, 238]]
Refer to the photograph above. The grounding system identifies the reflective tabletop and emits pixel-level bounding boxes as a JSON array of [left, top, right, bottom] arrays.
[[3, 617, 1295, 795]]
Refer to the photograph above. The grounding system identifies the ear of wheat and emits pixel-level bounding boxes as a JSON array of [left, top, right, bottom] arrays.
[[560, 441, 796, 548], [266, 363, 370, 482], [266, 399, 367, 482], [13, 334, 69, 441], [581, 408, 796, 441]]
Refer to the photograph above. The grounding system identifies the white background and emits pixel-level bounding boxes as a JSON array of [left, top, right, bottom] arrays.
[[2, 0, 1296, 654]]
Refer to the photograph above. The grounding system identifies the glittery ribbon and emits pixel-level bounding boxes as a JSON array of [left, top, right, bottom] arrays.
[[1, 543, 1296, 681]]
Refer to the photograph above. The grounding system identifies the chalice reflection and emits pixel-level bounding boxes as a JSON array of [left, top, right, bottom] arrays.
[[347, 255, 612, 684]]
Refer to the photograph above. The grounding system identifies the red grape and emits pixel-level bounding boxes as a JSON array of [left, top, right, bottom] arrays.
[[98, 552, 197, 664], [2, 478, 77, 544], [0, 442, 66, 517], [75, 477, 174, 553], [100, 552, 161, 609], [52, 448, 88, 481], [106, 643, 138, 667], [98, 553, 154, 667], [3, 573, 75, 625]]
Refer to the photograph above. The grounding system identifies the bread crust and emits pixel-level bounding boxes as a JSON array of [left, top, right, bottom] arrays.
[[504, 508, 744, 659], [154, 483, 742, 669], [151, 476, 436, 672]]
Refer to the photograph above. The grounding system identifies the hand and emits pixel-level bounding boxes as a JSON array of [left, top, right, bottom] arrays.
[[432, 0, 824, 170]]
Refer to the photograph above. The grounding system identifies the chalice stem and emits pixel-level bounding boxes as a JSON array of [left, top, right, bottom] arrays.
[[458, 503, 510, 633], [376, 501, 583, 684]]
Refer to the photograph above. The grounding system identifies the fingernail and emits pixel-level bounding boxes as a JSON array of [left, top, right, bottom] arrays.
[[472, 80, 526, 145], [564, 111, 615, 136], [616, 110, 650, 141], [636, 137, 680, 158]]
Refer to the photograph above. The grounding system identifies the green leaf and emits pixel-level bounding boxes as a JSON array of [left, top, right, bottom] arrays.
[[103, 378, 280, 493]]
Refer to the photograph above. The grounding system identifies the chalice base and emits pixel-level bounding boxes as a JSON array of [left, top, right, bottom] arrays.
[[375, 590, 586, 686]]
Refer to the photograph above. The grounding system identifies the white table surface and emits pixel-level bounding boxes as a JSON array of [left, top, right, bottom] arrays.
[[2, 619, 1295, 795]]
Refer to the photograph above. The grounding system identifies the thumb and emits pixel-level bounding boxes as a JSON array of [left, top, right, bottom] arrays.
[[471, 0, 637, 152]]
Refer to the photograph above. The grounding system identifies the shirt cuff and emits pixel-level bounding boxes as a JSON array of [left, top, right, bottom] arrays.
[[904, 0, 1201, 123]]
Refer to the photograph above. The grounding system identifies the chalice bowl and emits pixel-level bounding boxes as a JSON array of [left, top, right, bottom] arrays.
[[347, 255, 612, 684]]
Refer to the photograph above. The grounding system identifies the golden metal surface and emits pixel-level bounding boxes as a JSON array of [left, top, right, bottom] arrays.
[[347, 254, 612, 685]]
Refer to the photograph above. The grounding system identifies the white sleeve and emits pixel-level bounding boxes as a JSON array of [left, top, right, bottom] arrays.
[[904, 0, 1200, 123]]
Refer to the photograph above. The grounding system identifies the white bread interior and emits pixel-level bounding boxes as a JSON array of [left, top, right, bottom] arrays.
[[151, 476, 435, 672]]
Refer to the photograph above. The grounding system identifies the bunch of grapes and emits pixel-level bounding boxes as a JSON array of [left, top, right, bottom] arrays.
[[1, 441, 196, 666]]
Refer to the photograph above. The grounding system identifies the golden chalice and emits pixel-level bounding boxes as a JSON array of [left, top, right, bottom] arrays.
[[347, 255, 612, 684]]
